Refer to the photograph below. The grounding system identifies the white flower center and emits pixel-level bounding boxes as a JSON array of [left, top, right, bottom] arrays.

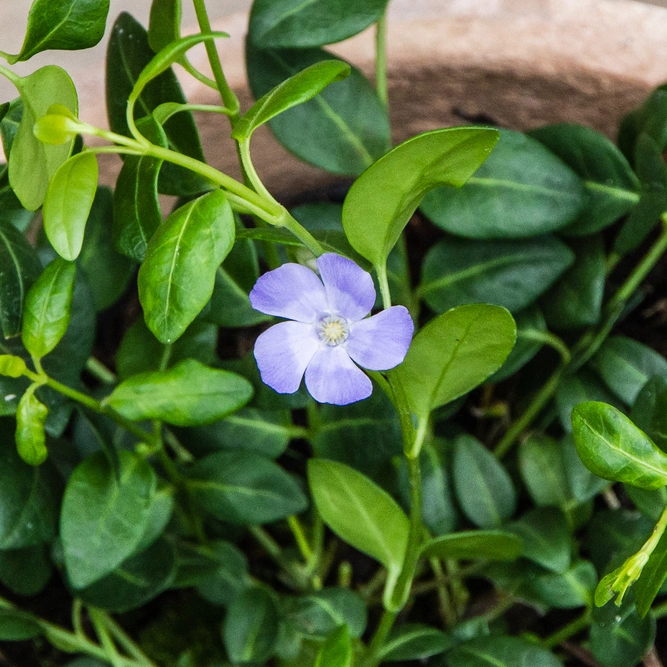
[[317, 315, 349, 346]]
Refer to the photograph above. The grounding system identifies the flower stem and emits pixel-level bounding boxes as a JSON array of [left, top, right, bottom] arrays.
[[376, 263, 392, 309], [375, 13, 389, 110], [366, 610, 398, 664]]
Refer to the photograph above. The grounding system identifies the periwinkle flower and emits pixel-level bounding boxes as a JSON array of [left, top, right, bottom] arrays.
[[249, 253, 414, 405]]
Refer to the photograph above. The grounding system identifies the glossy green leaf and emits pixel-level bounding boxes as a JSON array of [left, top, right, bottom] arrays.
[[614, 190, 667, 256], [572, 402, 667, 489], [223, 588, 279, 664], [634, 132, 667, 189], [343, 127, 498, 267], [529, 123, 640, 236], [419, 235, 574, 314], [591, 336, 667, 406], [247, 44, 389, 176], [636, 529, 667, 617], [15, 0, 110, 61], [61, 450, 157, 589], [78, 538, 176, 612], [0, 216, 42, 338], [7, 66, 77, 211], [249, 0, 388, 47], [106, 359, 252, 427], [308, 459, 409, 584], [0, 609, 42, 641], [519, 434, 572, 509], [21, 257, 76, 358], [590, 606, 655, 667], [138, 189, 235, 343], [16, 385, 48, 466], [421, 128, 585, 239], [106, 12, 207, 196], [531, 560, 597, 609], [234, 60, 350, 140], [0, 426, 60, 549], [422, 530, 522, 561], [0, 544, 52, 596], [148, 0, 182, 52], [446, 636, 563, 667], [509, 507, 572, 573], [112, 116, 166, 262], [186, 451, 307, 524], [618, 86, 667, 161], [631, 376, 667, 452], [453, 434, 516, 528], [0, 355, 26, 378], [392, 304, 516, 421], [315, 625, 351, 667], [379, 624, 452, 662]]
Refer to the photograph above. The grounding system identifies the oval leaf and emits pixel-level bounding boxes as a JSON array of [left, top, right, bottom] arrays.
[[315, 625, 352, 667], [422, 530, 522, 561], [16, 385, 48, 466], [572, 402, 667, 490], [343, 127, 499, 267], [447, 636, 563, 667], [392, 304, 516, 421], [138, 189, 235, 343], [148, 0, 182, 52], [0, 609, 42, 641], [379, 624, 452, 662]]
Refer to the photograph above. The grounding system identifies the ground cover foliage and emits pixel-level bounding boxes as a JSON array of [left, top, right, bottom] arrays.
[[2, 0, 667, 665]]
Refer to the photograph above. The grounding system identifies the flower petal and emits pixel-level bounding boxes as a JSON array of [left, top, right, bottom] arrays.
[[317, 253, 375, 321], [249, 263, 327, 322], [305, 346, 372, 405], [346, 306, 414, 371], [254, 322, 320, 394]]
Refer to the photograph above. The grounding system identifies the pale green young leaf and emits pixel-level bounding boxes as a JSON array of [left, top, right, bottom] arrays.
[[315, 625, 352, 667], [0, 355, 27, 378], [16, 384, 48, 466]]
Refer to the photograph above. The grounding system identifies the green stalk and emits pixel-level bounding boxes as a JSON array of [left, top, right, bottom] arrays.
[[375, 14, 389, 110], [543, 609, 591, 649], [377, 263, 392, 309]]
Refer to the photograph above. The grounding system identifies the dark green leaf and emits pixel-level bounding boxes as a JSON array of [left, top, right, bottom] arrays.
[[572, 402, 667, 489], [519, 434, 572, 509], [247, 44, 389, 176], [630, 376, 667, 452], [561, 434, 610, 504], [422, 530, 522, 561], [6, 66, 77, 211], [21, 258, 76, 358], [591, 336, 667, 405], [419, 235, 574, 314], [0, 609, 42, 641], [624, 485, 667, 521], [61, 450, 157, 589], [315, 625, 351, 667], [529, 123, 640, 236], [614, 190, 667, 256], [17, 0, 110, 61], [105, 359, 253, 427], [16, 385, 49, 466], [421, 128, 585, 239], [148, 0, 182, 52], [590, 606, 655, 667], [379, 624, 452, 662], [0, 544, 51, 596], [249, 0, 389, 47], [223, 588, 279, 664], [393, 304, 516, 422], [636, 529, 667, 617], [453, 434, 516, 528], [530, 560, 597, 609], [138, 190, 235, 343], [0, 219, 41, 337], [446, 636, 563, 667], [135, 485, 173, 552], [634, 132, 667, 189], [186, 451, 307, 524], [618, 87, 667, 161]]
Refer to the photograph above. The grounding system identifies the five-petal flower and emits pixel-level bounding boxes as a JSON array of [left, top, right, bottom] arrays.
[[249, 254, 414, 405]]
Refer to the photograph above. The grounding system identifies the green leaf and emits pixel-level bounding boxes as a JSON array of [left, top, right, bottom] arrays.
[[61, 450, 157, 589], [529, 123, 640, 236], [531, 560, 597, 609], [509, 507, 572, 573], [590, 606, 655, 667], [419, 235, 574, 314], [421, 128, 585, 239], [519, 434, 572, 509], [562, 434, 610, 504], [343, 127, 498, 267], [0, 219, 41, 337], [0, 426, 60, 548], [572, 402, 667, 489], [16, 0, 110, 61], [223, 588, 279, 664], [315, 625, 351, 667], [186, 451, 307, 524], [0, 609, 42, 641], [105, 359, 252, 427], [16, 384, 48, 466], [112, 116, 166, 262], [614, 190, 667, 256], [446, 636, 563, 667], [246, 44, 389, 176], [138, 189, 235, 343], [106, 12, 207, 196], [453, 435, 516, 528], [307, 459, 409, 584], [148, 0, 182, 52], [0, 544, 52, 596], [249, 0, 389, 47], [0, 355, 26, 378], [636, 529, 667, 617], [625, 485, 667, 521], [378, 624, 452, 662], [392, 304, 516, 421], [634, 132, 667, 189], [78, 538, 176, 612], [631, 376, 667, 452], [540, 235, 605, 329], [21, 257, 76, 358], [78, 187, 134, 312], [422, 530, 522, 561], [591, 336, 667, 405], [6, 66, 77, 211], [618, 86, 667, 161]]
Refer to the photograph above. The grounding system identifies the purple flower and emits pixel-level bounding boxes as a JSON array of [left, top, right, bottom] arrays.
[[249, 254, 414, 405]]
